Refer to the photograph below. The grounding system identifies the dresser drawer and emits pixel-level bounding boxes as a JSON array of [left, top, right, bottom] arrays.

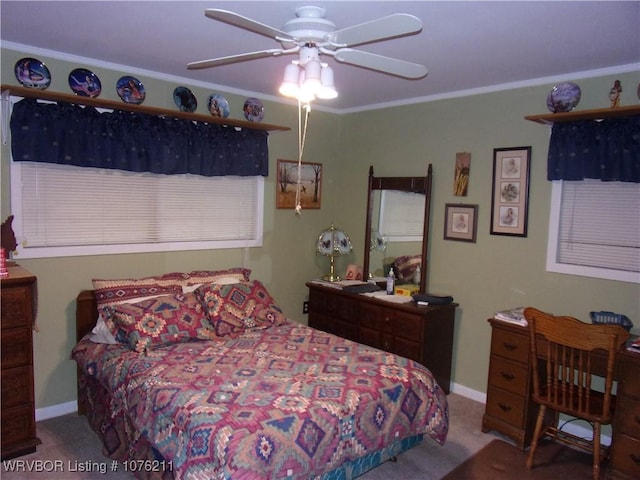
[[611, 433, 640, 476], [488, 355, 529, 395], [490, 326, 529, 363], [1, 287, 33, 329], [393, 312, 423, 341], [393, 336, 421, 362], [359, 302, 385, 330], [1, 366, 32, 408], [337, 296, 358, 321], [618, 359, 640, 399], [486, 387, 526, 427], [0, 328, 32, 368], [1, 403, 35, 448], [614, 395, 640, 438]]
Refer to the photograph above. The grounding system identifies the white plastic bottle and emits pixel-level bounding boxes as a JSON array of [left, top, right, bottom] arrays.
[[386, 268, 395, 295], [413, 265, 421, 285]]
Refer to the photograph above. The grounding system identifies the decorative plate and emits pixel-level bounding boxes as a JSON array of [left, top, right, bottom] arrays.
[[173, 86, 197, 112], [14, 57, 51, 89], [243, 97, 264, 122], [68, 68, 102, 98], [116, 76, 146, 105], [208, 94, 230, 118], [546, 82, 581, 113]]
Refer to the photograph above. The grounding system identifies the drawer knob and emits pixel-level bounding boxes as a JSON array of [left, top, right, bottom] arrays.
[[503, 342, 517, 351], [498, 402, 512, 412], [500, 372, 515, 381]]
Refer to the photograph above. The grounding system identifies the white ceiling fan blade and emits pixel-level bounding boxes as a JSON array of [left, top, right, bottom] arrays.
[[204, 9, 294, 42], [187, 49, 286, 70], [327, 14, 422, 47], [333, 49, 428, 79]]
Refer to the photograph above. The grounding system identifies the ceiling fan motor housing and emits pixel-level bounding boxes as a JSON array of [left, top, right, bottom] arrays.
[[282, 6, 337, 43]]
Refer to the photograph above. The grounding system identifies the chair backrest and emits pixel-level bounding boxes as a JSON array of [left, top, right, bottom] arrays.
[[524, 307, 629, 423]]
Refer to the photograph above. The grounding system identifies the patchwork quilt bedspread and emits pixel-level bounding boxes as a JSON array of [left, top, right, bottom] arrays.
[[72, 321, 449, 480]]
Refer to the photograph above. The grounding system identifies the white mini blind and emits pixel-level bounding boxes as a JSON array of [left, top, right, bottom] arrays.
[[378, 190, 424, 241], [11, 162, 263, 258], [547, 180, 640, 283]]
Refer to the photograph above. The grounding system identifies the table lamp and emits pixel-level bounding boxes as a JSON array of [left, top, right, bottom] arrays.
[[316, 224, 352, 281]]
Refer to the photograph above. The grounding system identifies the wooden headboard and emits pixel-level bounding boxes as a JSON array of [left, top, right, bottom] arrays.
[[76, 290, 98, 341]]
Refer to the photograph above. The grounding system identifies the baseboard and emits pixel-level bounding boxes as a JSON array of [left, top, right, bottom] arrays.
[[450, 382, 487, 404], [35, 400, 77, 421]]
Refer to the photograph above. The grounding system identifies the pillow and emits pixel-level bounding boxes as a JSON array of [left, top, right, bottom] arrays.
[[92, 268, 251, 307], [100, 292, 218, 352], [90, 268, 251, 343], [90, 315, 118, 344], [393, 255, 422, 282], [93, 277, 184, 308], [195, 280, 286, 337], [180, 268, 251, 292]]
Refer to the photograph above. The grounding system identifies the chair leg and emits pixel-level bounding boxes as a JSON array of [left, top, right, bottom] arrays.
[[526, 404, 547, 470], [592, 422, 601, 480]]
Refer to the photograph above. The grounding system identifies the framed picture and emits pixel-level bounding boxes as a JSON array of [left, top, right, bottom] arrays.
[[444, 203, 478, 242], [490, 147, 531, 237], [276, 159, 322, 209]]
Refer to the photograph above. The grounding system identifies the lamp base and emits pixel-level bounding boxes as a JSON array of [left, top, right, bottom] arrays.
[[322, 273, 341, 282]]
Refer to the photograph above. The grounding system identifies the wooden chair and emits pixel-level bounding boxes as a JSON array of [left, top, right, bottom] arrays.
[[524, 307, 630, 480]]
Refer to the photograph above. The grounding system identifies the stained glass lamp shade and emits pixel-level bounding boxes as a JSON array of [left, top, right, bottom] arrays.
[[316, 224, 352, 282]]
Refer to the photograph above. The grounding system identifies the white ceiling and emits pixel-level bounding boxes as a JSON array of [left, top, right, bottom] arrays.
[[2, 1, 639, 112]]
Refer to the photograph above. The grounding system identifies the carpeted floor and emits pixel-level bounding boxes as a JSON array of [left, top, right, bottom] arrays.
[[443, 438, 597, 480]]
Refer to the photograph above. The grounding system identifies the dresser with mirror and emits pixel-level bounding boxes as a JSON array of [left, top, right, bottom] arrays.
[[307, 165, 457, 394]]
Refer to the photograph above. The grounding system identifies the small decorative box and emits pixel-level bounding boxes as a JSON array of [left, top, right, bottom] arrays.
[[394, 284, 419, 297]]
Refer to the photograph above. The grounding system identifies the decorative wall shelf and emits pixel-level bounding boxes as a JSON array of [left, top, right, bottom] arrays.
[[1, 84, 290, 132], [525, 104, 640, 125]]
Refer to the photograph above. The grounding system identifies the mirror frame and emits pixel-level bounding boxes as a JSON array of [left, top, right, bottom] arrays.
[[363, 164, 433, 292]]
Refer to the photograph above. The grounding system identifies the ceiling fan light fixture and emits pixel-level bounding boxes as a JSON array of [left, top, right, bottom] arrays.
[[301, 59, 322, 92], [316, 65, 338, 99], [279, 63, 301, 98]]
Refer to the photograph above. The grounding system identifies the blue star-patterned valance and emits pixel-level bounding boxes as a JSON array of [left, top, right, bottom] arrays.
[[10, 98, 269, 177], [547, 115, 640, 183]]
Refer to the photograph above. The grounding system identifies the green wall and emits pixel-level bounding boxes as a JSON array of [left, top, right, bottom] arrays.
[[2, 46, 638, 411]]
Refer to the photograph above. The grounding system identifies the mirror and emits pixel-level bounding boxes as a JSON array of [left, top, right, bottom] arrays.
[[363, 165, 433, 292]]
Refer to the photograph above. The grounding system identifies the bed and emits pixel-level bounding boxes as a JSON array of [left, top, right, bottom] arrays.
[[72, 269, 449, 480]]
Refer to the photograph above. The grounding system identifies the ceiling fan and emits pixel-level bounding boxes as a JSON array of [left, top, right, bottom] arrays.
[[187, 5, 428, 80]]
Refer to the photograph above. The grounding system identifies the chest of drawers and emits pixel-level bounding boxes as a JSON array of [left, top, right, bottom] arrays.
[[481, 318, 539, 449], [306, 282, 456, 394], [609, 349, 640, 478], [483, 317, 640, 478], [1, 264, 40, 460]]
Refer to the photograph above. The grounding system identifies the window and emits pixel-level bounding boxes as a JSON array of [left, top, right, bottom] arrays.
[[10, 162, 263, 259], [546, 180, 640, 284], [378, 190, 424, 242]]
